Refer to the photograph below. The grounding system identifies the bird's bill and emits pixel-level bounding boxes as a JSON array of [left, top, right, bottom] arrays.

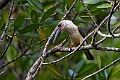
[[53, 27, 61, 43]]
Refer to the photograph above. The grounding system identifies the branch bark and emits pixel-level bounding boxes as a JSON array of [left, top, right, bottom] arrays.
[[0, 0, 14, 44], [26, 0, 77, 79]]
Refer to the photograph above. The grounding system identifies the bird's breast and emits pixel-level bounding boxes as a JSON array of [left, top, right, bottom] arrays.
[[68, 32, 83, 47]]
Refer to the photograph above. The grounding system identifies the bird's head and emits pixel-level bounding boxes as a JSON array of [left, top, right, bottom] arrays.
[[57, 20, 73, 30], [53, 20, 75, 43]]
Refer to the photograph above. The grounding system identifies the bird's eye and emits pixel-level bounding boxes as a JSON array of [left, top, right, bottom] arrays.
[[58, 24, 61, 27]]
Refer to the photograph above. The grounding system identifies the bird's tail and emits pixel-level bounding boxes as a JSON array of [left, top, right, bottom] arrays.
[[83, 50, 94, 60]]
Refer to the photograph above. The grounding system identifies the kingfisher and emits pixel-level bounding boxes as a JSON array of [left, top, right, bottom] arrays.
[[53, 20, 94, 60]]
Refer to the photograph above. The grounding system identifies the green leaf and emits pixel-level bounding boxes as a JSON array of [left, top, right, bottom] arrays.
[[110, 64, 120, 78], [77, 63, 96, 77], [2, 9, 8, 24], [6, 73, 15, 80], [19, 24, 40, 34], [65, 0, 73, 8], [75, 18, 86, 23], [31, 10, 38, 23], [46, 65, 63, 79], [56, 8, 64, 15], [60, 54, 68, 72], [40, 7, 57, 23], [0, 16, 4, 29], [6, 46, 18, 62], [28, 6, 35, 17], [75, 0, 82, 10], [90, 9, 102, 16], [43, 20, 60, 27], [75, 59, 85, 73], [27, 0, 44, 12], [97, 53, 101, 69], [110, 15, 117, 25], [19, 32, 39, 37], [61, 56, 68, 72], [41, 17, 53, 25], [14, 15, 25, 30], [84, 0, 100, 4], [15, 37, 34, 50], [97, 4, 110, 8]]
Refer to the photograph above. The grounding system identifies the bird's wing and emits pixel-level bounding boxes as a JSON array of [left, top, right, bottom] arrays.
[[78, 26, 89, 44], [77, 26, 86, 38]]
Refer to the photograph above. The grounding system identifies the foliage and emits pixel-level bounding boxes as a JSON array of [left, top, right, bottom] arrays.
[[0, 0, 120, 80]]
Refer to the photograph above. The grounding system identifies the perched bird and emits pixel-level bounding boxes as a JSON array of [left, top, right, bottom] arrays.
[[53, 20, 94, 60]]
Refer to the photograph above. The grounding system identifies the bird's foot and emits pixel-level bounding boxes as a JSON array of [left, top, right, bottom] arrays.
[[70, 45, 73, 51]]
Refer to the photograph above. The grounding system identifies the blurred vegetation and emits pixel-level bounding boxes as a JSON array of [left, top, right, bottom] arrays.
[[0, 0, 120, 80]]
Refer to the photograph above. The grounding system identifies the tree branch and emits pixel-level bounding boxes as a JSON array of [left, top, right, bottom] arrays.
[[0, 38, 47, 69], [82, 57, 120, 80], [62, 0, 77, 20], [0, 70, 6, 75], [26, 0, 77, 79], [96, 25, 120, 45], [43, 45, 120, 65], [26, 39, 67, 80], [107, 0, 117, 37], [80, 0, 98, 46], [0, 0, 14, 44], [0, 30, 15, 60]]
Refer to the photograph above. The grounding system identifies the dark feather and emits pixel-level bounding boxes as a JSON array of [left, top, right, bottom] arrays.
[[78, 26, 94, 60], [77, 26, 86, 38]]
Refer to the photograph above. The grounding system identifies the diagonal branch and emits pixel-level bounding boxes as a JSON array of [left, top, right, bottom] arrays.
[[26, 0, 77, 79], [82, 57, 120, 80], [107, 0, 117, 37], [80, 0, 98, 46], [0, 70, 6, 75], [26, 39, 67, 80], [43, 31, 94, 65], [62, 0, 77, 20], [43, 45, 120, 65], [0, 38, 47, 69], [0, 30, 15, 60], [96, 25, 120, 45], [0, 0, 14, 44], [97, 2, 120, 38]]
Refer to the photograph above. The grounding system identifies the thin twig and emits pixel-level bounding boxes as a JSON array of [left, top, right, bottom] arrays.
[[72, 11, 79, 21], [0, 0, 14, 44], [0, 70, 6, 75], [0, 37, 34, 69], [31, 37, 48, 47], [96, 25, 120, 45], [24, 45, 45, 56], [26, 0, 77, 79], [34, 39, 67, 77], [0, 30, 15, 60], [0, 49, 28, 69], [62, 0, 77, 20], [0, 38, 47, 69], [80, 0, 98, 46], [80, 0, 98, 27], [43, 45, 120, 65], [26, 39, 67, 80], [82, 57, 120, 80], [107, 0, 117, 37], [94, 3, 120, 44], [97, 31, 120, 38]]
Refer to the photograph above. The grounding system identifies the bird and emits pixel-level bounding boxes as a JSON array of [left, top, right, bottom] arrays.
[[53, 20, 94, 60]]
